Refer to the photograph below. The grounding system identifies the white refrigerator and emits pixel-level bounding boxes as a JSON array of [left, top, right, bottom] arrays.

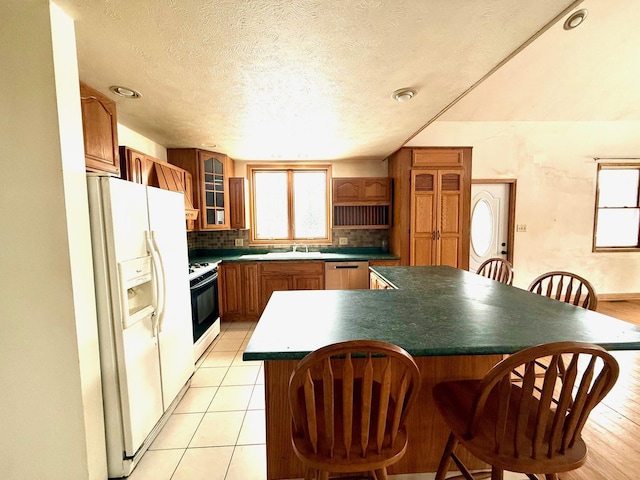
[[87, 175, 194, 478]]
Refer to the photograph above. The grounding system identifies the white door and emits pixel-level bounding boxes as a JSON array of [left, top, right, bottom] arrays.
[[469, 183, 510, 273], [146, 186, 195, 409]]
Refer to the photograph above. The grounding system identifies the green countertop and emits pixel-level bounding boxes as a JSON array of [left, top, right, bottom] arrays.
[[243, 265, 640, 361]]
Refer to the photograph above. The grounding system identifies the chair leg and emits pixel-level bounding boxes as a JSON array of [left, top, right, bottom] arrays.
[[490, 466, 503, 480], [435, 432, 459, 480], [318, 470, 329, 480], [544, 475, 558, 480], [373, 467, 388, 480]]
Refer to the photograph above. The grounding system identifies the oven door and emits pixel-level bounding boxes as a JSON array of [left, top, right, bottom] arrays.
[[190, 270, 219, 343]]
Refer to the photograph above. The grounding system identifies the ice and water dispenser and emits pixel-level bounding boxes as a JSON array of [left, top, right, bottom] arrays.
[[117, 256, 155, 329]]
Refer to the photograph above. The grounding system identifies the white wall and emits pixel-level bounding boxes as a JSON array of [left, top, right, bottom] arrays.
[[118, 123, 168, 161], [408, 120, 640, 294], [0, 2, 105, 478]]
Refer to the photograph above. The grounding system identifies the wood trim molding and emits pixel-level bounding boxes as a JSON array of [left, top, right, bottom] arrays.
[[598, 293, 640, 301]]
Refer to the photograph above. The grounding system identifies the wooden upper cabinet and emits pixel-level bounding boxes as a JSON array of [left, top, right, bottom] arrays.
[[80, 82, 119, 176], [229, 177, 249, 230], [412, 148, 464, 168], [119, 146, 151, 185], [332, 177, 392, 229], [333, 177, 390, 204], [167, 148, 233, 230], [120, 146, 197, 228]]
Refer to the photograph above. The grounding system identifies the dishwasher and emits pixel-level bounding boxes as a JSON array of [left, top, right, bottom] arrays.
[[324, 261, 370, 290]]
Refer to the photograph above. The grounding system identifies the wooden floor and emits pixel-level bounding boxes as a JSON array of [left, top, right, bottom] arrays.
[[559, 300, 640, 480]]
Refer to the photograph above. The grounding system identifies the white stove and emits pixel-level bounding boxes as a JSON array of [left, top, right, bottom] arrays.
[[188, 261, 218, 282], [188, 260, 221, 360]]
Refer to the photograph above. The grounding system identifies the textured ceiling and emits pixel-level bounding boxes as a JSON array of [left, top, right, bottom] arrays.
[[55, 0, 582, 161]]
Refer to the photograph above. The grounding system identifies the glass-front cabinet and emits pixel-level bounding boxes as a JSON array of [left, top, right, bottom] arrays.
[[200, 151, 229, 229], [167, 148, 232, 231]]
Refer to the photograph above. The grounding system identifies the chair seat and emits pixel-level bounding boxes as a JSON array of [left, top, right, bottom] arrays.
[[433, 379, 587, 474]]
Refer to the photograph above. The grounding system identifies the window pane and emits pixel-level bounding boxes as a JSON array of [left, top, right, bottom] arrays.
[[293, 171, 326, 239], [595, 208, 640, 247], [598, 169, 639, 207], [471, 199, 493, 257], [254, 171, 288, 239]]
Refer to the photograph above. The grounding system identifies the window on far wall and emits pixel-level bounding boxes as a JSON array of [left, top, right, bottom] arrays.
[[593, 164, 640, 251], [249, 164, 332, 244]]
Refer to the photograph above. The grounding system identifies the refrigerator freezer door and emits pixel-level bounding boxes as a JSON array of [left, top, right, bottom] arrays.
[[146, 186, 195, 408], [101, 177, 150, 262], [120, 312, 164, 455]]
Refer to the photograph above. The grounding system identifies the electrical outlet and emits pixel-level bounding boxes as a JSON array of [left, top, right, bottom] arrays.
[[234, 238, 244, 246], [339, 237, 348, 245], [516, 224, 527, 233]]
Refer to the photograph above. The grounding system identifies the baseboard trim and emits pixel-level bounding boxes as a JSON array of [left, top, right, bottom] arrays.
[[599, 293, 640, 301]]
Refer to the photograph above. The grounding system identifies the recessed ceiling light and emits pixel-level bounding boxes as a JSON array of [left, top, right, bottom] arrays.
[[109, 85, 142, 99], [563, 9, 588, 30], [392, 88, 416, 103]]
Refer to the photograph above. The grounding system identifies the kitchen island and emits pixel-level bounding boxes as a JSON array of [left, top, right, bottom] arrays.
[[244, 266, 640, 479]]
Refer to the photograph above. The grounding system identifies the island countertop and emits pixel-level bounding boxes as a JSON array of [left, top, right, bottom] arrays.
[[244, 265, 640, 361]]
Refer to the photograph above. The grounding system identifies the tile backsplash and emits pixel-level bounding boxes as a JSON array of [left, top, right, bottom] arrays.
[[187, 229, 388, 251]]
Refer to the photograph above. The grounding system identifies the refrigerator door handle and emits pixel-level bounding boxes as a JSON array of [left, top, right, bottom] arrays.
[[145, 231, 165, 335], [148, 230, 167, 333]]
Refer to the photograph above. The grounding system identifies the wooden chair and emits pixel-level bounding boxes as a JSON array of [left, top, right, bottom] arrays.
[[288, 340, 421, 480], [476, 258, 514, 285], [433, 341, 619, 480], [528, 271, 598, 311]]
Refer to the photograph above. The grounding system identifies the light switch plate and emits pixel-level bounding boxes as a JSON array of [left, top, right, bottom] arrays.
[[516, 224, 527, 232], [339, 237, 348, 245], [235, 238, 244, 246]]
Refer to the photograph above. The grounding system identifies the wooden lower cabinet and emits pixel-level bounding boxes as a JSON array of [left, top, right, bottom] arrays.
[[369, 271, 394, 290], [219, 263, 259, 321], [259, 261, 324, 313], [220, 261, 324, 321]]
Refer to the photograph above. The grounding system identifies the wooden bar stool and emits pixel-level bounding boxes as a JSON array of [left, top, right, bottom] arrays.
[[476, 258, 514, 285], [433, 341, 619, 480], [288, 340, 421, 480]]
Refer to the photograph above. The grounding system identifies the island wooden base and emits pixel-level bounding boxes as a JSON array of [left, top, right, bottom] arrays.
[[263, 354, 501, 479]]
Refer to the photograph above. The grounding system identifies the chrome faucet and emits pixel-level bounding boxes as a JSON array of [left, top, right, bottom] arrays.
[[292, 243, 298, 252]]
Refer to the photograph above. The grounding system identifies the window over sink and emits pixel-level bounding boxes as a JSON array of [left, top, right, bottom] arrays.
[[248, 164, 332, 245]]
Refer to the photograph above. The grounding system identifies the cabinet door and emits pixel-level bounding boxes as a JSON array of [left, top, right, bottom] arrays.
[[292, 275, 323, 290], [333, 178, 361, 203], [410, 170, 437, 266], [80, 82, 119, 176], [121, 148, 149, 185], [412, 148, 464, 167], [219, 263, 242, 317], [199, 151, 230, 230], [362, 178, 390, 202], [437, 171, 463, 268], [259, 274, 291, 313], [229, 177, 249, 230], [242, 263, 260, 317]]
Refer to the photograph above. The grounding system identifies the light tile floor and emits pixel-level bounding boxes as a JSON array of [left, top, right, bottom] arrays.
[[127, 320, 528, 480]]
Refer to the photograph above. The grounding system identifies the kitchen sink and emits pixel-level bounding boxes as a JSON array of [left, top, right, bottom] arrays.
[[265, 251, 323, 258]]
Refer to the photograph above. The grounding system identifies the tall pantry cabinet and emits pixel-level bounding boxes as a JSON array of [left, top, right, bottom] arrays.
[[388, 147, 472, 269]]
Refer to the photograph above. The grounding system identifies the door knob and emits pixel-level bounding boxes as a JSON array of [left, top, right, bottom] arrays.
[[501, 250, 508, 255]]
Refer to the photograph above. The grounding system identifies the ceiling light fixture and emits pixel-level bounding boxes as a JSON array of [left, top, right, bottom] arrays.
[[109, 85, 142, 99], [392, 88, 416, 103], [563, 9, 588, 30]]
